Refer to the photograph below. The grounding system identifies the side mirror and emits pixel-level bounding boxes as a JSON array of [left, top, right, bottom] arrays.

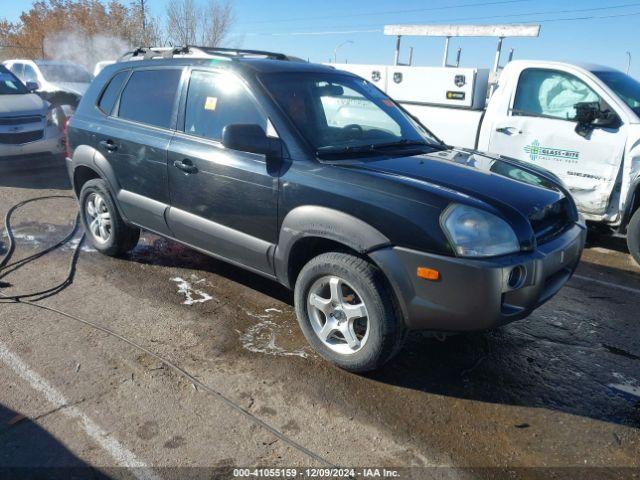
[[594, 109, 622, 129], [574, 102, 600, 125], [25, 81, 40, 92], [574, 102, 621, 137], [222, 124, 282, 158]]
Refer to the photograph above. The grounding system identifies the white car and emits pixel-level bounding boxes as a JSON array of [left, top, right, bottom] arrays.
[[2, 59, 93, 109], [0, 65, 65, 163], [93, 60, 116, 77]]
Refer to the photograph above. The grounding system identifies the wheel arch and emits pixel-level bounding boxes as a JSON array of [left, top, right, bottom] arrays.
[[71, 146, 130, 225], [620, 178, 640, 233], [274, 206, 391, 289], [71, 146, 120, 195]]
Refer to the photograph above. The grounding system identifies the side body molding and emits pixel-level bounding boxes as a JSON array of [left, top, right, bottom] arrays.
[[274, 206, 391, 287]]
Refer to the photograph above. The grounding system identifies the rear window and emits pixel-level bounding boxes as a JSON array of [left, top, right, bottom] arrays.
[[98, 71, 129, 115], [118, 69, 182, 129]]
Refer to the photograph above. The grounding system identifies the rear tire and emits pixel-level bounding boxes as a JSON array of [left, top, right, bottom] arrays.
[[627, 208, 640, 265], [79, 179, 140, 257], [294, 252, 406, 372]]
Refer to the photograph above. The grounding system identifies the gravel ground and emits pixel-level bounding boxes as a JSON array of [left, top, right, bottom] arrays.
[[0, 160, 638, 480]]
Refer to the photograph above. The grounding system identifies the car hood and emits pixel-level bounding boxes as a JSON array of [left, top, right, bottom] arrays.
[[0, 93, 46, 116], [336, 147, 570, 220], [47, 82, 89, 96]]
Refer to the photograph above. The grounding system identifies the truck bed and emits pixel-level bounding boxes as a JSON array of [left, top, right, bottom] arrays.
[[404, 104, 484, 149]]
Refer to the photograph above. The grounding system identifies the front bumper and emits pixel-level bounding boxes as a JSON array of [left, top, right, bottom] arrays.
[[369, 222, 587, 331], [0, 128, 65, 159]]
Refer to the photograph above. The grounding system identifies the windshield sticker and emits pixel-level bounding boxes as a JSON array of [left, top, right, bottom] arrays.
[[524, 140, 579, 164], [204, 97, 218, 111]]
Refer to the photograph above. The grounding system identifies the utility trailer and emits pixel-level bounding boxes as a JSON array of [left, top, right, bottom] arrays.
[[332, 25, 640, 264]]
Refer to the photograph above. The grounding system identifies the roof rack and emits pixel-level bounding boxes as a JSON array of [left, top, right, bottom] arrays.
[[190, 46, 290, 60], [118, 45, 297, 62]]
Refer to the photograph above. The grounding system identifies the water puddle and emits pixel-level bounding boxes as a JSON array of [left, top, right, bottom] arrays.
[[129, 233, 208, 267], [239, 308, 311, 359], [1, 222, 95, 253]]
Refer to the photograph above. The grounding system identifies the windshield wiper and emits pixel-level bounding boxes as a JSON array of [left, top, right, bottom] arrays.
[[316, 144, 377, 158], [316, 139, 444, 159], [370, 139, 435, 150]]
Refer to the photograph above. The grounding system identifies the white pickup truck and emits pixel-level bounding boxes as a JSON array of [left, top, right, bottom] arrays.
[[334, 60, 640, 264]]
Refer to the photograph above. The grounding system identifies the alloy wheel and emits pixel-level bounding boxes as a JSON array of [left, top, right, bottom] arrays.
[[85, 192, 112, 244], [307, 275, 370, 355]]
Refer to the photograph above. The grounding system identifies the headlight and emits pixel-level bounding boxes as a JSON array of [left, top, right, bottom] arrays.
[[440, 204, 520, 257], [46, 107, 59, 127]]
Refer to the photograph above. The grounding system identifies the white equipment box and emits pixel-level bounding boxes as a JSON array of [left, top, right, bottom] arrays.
[[332, 64, 490, 110]]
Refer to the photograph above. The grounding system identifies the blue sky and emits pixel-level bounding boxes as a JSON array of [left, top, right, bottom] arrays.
[[3, 0, 639, 78]]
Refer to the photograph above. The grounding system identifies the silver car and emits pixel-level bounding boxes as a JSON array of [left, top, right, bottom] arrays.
[[0, 66, 65, 163]]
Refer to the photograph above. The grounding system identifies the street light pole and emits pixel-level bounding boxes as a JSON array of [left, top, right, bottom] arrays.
[[627, 51, 632, 75], [333, 40, 354, 63]]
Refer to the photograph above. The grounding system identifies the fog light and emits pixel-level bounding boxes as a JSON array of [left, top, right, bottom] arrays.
[[507, 265, 526, 289]]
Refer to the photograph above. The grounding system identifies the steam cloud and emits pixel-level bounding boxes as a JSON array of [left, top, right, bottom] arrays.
[[44, 30, 131, 73]]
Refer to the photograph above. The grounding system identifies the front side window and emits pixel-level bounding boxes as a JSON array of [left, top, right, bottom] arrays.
[[260, 72, 439, 154], [0, 68, 28, 95], [23, 64, 37, 83], [118, 69, 182, 129], [183, 70, 267, 141], [513, 68, 601, 121], [9, 63, 24, 79]]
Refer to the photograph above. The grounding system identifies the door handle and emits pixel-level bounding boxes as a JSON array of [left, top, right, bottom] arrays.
[[173, 159, 198, 174], [99, 139, 118, 152], [495, 127, 523, 136]]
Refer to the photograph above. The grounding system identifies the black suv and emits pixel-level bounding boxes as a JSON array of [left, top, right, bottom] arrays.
[[66, 47, 586, 372]]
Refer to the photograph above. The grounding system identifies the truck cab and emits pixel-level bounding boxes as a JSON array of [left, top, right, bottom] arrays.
[[478, 61, 639, 229]]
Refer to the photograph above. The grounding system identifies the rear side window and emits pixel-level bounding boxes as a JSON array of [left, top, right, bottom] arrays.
[[118, 69, 182, 128], [98, 71, 129, 115], [513, 68, 600, 121], [183, 70, 267, 141]]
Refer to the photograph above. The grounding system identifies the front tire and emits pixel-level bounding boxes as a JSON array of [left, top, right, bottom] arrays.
[[294, 252, 406, 372], [627, 208, 640, 265], [79, 179, 140, 257]]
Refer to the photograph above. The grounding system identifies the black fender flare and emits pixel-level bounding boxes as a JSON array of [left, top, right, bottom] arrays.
[[71, 146, 128, 221], [620, 176, 640, 232], [274, 205, 390, 287]]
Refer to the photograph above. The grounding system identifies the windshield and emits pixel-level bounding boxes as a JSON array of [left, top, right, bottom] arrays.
[[594, 70, 640, 116], [38, 63, 93, 83], [260, 72, 440, 156], [0, 68, 28, 95]]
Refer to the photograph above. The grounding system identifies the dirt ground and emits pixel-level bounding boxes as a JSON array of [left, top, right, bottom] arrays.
[[0, 160, 639, 480]]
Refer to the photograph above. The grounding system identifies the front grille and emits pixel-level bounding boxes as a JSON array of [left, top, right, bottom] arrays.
[[0, 130, 44, 145], [0, 115, 43, 125], [529, 197, 572, 245]]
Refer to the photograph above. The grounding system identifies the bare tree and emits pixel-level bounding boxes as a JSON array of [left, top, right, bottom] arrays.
[[201, 0, 234, 47], [166, 0, 200, 46]]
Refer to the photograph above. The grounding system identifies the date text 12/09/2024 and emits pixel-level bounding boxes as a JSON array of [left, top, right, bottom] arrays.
[[233, 468, 401, 478]]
